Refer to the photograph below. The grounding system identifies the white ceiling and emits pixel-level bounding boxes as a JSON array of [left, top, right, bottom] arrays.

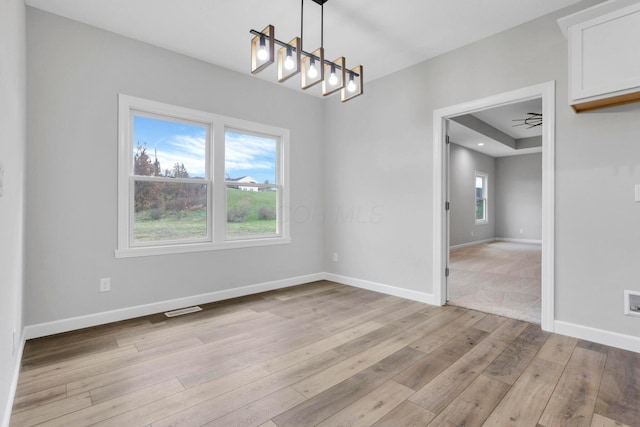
[[26, 0, 587, 95], [449, 98, 543, 158]]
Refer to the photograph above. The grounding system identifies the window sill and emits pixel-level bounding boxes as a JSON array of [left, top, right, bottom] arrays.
[[114, 236, 291, 258], [475, 220, 489, 225]]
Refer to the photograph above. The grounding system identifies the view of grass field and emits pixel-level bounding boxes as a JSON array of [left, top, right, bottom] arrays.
[[226, 187, 277, 237], [134, 188, 277, 242], [476, 200, 484, 220], [134, 208, 207, 242]]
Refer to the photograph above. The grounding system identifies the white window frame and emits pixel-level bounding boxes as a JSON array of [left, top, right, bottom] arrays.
[[475, 171, 488, 224], [116, 94, 290, 258]]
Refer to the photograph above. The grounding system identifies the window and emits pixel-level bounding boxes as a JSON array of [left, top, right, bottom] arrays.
[[225, 130, 279, 238], [475, 172, 488, 223], [131, 114, 210, 245], [117, 95, 289, 257]]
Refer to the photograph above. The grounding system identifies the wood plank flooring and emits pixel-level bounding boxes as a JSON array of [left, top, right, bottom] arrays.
[[10, 281, 640, 426]]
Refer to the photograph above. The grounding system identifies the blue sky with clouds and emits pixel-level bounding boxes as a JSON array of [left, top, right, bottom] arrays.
[[133, 116, 276, 183], [224, 131, 276, 184]]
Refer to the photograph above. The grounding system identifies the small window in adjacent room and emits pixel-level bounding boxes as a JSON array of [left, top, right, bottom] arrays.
[[116, 95, 290, 258], [475, 172, 488, 223]]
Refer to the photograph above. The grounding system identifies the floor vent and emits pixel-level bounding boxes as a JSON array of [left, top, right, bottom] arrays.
[[164, 306, 202, 318]]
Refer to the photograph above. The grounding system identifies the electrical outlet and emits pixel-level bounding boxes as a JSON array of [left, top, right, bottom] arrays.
[[332, 253, 338, 262], [100, 278, 111, 292], [624, 290, 640, 317]]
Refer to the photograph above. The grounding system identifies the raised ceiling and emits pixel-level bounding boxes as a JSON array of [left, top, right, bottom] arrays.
[[472, 98, 543, 140], [449, 98, 543, 158], [26, 0, 588, 94]]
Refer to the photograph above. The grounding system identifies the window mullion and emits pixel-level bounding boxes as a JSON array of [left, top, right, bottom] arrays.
[[128, 176, 135, 246], [213, 121, 226, 243], [133, 176, 204, 184]]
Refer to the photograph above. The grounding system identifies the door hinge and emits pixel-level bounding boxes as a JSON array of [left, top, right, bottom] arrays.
[[445, 135, 450, 144], [445, 201, 450, 211], [445, 267, 450, 277]]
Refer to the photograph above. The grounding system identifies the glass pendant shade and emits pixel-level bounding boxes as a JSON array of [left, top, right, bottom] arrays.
[[277, 37, 301, 82], [257, 37, 269, 60], [301, 47, 324, 90], [322, 57, 345, 96], [341, 65, 364, 102], [251, 25, 274, 74]]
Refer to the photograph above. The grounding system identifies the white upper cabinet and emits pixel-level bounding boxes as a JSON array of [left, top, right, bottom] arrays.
[[559, 1, 640, 112]]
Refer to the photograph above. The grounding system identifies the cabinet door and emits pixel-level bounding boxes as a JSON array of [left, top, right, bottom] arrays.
[[569, 3, 640, 103]]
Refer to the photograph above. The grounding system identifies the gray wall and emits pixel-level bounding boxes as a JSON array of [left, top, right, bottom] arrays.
[[495, 153, 542, 241], [449, 143, 496, 246], [325, 0, 640, 337], [0, 0, 26, 422], [19, 0, 640, 355], [25, 9, 325, 326]]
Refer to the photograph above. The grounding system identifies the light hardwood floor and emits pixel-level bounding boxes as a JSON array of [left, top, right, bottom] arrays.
[[11, 281, 640, 426], [449, 241, 541, 323]]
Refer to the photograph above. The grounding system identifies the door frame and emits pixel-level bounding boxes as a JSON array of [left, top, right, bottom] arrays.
[[432, 81, 555, 332]]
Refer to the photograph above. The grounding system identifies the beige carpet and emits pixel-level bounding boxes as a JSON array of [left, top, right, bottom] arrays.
[[448, 241, 541, 323]]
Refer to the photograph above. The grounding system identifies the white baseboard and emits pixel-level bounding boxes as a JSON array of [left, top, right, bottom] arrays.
[[450, 238, 496, 249], [451, 238, 542, 249], [323, 273, 437, 305], [2, 332, 25, 427], [20, 271, 640, 359], [24, 271, 437, 339], [554, 320, 640, 354], [23, 273, 324, 340], [496, 237, 542, 245]]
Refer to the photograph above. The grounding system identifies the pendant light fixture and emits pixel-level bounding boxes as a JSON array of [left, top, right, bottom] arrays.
[[250, 0, 363, 102]]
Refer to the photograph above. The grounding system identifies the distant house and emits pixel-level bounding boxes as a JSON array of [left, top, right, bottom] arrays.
[[228, 176, 259, 192]]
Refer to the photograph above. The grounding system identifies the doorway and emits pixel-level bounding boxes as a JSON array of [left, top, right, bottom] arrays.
[[432, 82, 555, 332], [446, 99, 543, 323]]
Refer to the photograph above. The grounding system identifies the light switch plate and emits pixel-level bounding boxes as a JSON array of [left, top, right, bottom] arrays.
[[0, 160, 4, 198], [636, 184, 640, 202]]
